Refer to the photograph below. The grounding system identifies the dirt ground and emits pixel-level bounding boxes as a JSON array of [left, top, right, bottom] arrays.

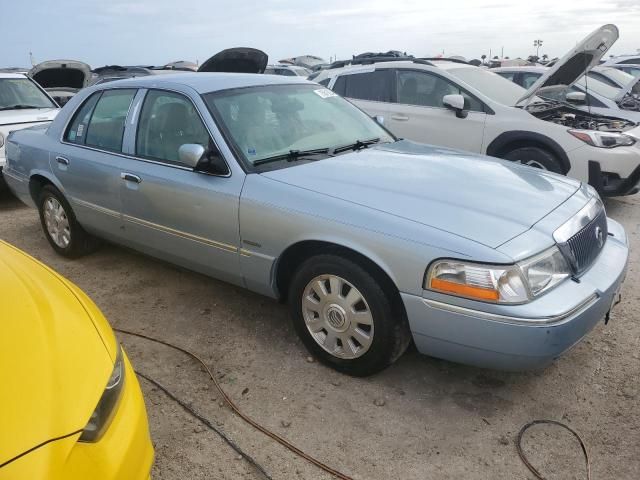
[[1, 188, 638, 480]]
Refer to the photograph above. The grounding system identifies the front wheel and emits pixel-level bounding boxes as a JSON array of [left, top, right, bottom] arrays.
[[502, 147, 563, 174], [288, 254, 411, 376]]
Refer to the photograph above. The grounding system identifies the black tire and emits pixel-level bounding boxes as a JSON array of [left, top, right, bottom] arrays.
[[37, 184, 98, 258], [288, 253, 411, 376], [502, 147, 564, 174]]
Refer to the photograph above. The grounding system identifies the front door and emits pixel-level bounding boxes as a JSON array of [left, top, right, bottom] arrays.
[[384, 69, 487, 153], [119, 89, 244, 285]]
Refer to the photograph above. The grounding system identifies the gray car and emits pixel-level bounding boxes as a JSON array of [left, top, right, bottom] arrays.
[[3, 73, 629, 375]]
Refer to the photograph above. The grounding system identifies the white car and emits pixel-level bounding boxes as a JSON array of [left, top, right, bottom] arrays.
[[0, 73, 59, 184], [492, 66, 640, 120], [314, 25, 640, 196]]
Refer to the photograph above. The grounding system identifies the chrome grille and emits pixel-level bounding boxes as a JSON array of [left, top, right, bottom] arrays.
[[558, 209, 608, 275]]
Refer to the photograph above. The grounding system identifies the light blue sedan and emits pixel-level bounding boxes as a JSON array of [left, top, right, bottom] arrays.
[[3, 73, 629, 375]]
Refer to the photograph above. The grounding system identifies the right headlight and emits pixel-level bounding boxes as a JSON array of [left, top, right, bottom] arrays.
[[568, 129, 636, 148], [426, 247, 571, 304], [78, 346, 125, 442]]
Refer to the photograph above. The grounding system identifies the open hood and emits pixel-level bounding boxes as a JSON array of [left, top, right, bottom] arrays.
[[615, 75, 640, 102], [517, 24, 619, 105], [28, 60, 92, 90], [198, 48, 268, 74]]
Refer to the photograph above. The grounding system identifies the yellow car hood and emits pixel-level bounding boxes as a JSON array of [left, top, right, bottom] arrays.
[[0, 241, 118, 467]]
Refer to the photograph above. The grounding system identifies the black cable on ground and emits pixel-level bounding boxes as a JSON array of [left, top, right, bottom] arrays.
[[516, 419, 591, 480], [136, 371, 273, 480], [116, 328, 355, 480]]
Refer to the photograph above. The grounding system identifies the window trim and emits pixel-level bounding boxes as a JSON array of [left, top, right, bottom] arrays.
[[60, 86, 231, 177], [393, 68, 491, 114], [132, 88, 228, 176]]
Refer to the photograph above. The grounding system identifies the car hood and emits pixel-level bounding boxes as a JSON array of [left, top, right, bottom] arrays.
[[260, 141, 580, 248], [28, 60, 92, 90], [0, 108, 58, 126], [198, 47, 268, 74], [614, 75, 640, 102], [517, 24, 619, 106], [0, 241, 115, 467]]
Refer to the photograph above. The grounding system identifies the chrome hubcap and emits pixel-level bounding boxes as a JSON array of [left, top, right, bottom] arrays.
[[43, 197, 71, 248], [514, 159, 547, 170], [302, 274, 374, 359]]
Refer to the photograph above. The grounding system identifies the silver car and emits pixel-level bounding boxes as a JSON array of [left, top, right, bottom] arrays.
[[3, 73, 629, 376]]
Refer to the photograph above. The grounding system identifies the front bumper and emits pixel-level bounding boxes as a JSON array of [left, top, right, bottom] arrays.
[[588, 160, 640, 196], [403, 218, 628, 371], [64, 350, 154, 479]]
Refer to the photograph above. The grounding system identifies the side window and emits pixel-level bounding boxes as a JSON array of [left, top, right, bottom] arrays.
[[84, 89, 137, 152], [496, 72, 516, 82], [333, 76, 347, 96], [521, 73, 542, 89], [343, 70, 393, 102], [65, 92, 101, 145], [396, 70, 484, 112], [318, 78, 331, 87], [136, 90, 213, 165]]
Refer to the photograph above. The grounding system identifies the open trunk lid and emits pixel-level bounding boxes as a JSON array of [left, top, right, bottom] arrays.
[[28, 60, 92, 90], [198, 48, 268, 74]]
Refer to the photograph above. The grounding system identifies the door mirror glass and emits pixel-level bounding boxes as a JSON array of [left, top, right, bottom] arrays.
[[566, 91, 587, 104], [443, 94, 468, 118], [178, 143, 205, 168]]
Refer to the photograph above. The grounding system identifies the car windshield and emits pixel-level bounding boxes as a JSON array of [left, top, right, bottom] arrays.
[[594, 68, 635, 86], [0, 77, 57, 109], [203, 84, 394, 166], [447, 67, 527, 105], [575, 75, 623, 100]]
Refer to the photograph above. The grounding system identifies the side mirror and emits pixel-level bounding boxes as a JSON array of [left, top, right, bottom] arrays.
[[566, 91, 587, 105], [443, 94, 468, 118], [373, 115, 385, 126], [178, 143, 205, 168]]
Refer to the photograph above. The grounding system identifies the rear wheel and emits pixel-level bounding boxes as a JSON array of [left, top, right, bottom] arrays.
[[37, 185, 98, 258], [502, 147, 563, 173], [288, 254, 411, 376]]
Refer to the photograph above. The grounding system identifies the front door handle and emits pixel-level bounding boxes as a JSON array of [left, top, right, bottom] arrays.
[[120, 172, 142, 184], [55, 156, 70, 166], [391, 114, 409, 121]]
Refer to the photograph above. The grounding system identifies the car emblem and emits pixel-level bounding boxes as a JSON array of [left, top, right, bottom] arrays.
[[595, 226, 604, 248]]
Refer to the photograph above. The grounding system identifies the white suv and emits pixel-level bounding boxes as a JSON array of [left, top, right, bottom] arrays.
[[314, 25, 640, 196], [0, 73, 59, 185]]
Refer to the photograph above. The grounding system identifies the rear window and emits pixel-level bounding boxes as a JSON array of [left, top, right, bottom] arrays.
[[334, 70, 393, 102]]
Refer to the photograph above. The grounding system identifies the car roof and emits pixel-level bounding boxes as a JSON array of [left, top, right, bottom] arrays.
[[95, 72, 310, 93], [0, 73, 28, 79], [491, 66, 548, 73]]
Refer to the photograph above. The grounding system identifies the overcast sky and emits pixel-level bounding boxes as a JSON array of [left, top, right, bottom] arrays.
[[4, 0, 640, 67]]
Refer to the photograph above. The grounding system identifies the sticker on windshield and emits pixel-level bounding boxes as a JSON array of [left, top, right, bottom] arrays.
[[314, 88, 337, 99], [247, 147, 256, 156]]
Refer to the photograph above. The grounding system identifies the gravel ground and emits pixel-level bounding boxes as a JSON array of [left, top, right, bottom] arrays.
[[1, 188, 639, 480]]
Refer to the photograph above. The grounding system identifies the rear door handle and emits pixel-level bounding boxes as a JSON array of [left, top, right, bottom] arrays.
[[55, 156, 70, 166], [391, 114, 409, 121], [120, 172, 142, 184]]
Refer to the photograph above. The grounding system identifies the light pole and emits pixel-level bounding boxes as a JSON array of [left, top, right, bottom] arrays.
[[534, 39, 543, 59]]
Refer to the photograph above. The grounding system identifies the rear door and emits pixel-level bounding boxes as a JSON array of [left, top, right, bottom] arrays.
[[51, 88, 137, 238], [118, 88, 244, 285], [385, 69, 487, 152], [331, 68, 397, 124]]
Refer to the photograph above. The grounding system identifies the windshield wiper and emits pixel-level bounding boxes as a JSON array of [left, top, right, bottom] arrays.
[[332, 138, 380, 154], [252, 148, 330, 166], [0, 104, 47, 111]]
